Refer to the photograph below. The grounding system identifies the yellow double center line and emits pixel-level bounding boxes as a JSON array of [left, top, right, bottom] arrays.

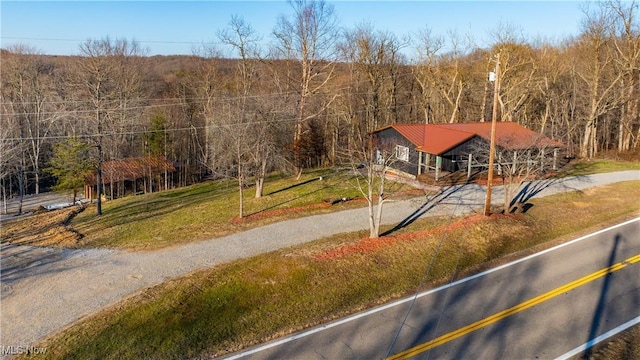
[[388, 253, 640, 360]]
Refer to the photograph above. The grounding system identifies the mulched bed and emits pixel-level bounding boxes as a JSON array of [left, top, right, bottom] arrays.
[[314, 214, 515, 261]]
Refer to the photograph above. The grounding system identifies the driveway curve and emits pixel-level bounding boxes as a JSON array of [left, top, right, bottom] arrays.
[[1, 171, 639, 352]]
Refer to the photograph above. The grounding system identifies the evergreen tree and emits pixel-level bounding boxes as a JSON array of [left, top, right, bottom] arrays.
[[146, 113, 167, 156], [46, 138, 92, 204]]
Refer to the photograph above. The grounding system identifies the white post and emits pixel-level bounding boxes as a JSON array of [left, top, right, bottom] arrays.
[[435, 156, 441, 181], [467, 153, 473, 178], [425, 153, 431, 173], [553, 148, 558, 170], [418, 152, 423, 176]]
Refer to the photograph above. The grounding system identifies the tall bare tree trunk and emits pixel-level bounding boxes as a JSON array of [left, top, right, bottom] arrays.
[[238, 167, 244, 219]]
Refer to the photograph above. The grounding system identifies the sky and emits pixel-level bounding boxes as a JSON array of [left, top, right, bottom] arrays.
[[1, 1, 589, 60]]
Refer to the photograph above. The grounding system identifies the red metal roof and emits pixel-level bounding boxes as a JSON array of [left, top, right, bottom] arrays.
[[374, 122, 564, 155], [436, 122, 565, 150], [417, 127, 476, 154], [85, 156, 176, 186], [384, 124, 426, 146]]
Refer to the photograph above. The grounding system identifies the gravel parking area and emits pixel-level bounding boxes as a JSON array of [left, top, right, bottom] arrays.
[[1, 192, 86, 222], [1, 171, 638, 354]]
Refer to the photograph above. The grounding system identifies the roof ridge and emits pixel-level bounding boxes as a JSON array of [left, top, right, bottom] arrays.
[[429, 123, 476, 136]]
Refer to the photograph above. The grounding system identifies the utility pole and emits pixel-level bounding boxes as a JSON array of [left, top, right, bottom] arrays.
[[484, 52, 500, 216], [95, 82, 103, 217], [96, 106, 103, 216]]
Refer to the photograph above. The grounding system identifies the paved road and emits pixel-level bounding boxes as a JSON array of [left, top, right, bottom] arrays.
[[226, 218, 640, 359], [0, 171, 639, 353]]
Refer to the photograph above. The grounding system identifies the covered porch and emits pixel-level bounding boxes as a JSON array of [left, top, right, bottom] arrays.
[[416, 148, 562, 182], [84, 156, 176, 201]]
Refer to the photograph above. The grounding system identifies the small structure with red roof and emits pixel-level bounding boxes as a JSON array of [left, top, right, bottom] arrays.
[[372, 122, 564, 180], [84, 156, 176, 200]]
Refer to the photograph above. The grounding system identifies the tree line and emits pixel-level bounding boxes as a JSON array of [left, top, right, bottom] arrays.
[[1, 0, 638, 214]]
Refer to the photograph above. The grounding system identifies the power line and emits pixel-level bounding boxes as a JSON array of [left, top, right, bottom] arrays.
[[0, 67, 426, 109], [0, 36, 225, 47], [0, 84, 429, 118], [385, 186, 466, 358], [1, 92, 470, 143], [1, 117, 303, 142]]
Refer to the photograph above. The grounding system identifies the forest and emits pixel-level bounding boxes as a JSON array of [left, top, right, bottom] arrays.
[[1, 0, 639, 207]]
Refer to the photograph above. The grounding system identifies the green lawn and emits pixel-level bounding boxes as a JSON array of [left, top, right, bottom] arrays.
[[4, 159, 638, 251], [29, 180, 640, 360], [561, 158, 640, 176], [70, 168, 410, 250]]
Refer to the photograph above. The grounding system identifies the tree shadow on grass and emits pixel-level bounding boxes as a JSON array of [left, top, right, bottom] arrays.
[[244, 187, 328, 218], [266, 177, 321, 196], [246, 171, 348, 218], [381, 185, 469, 236], [79, 182, 235, 230], [507, 169, 594, 214]]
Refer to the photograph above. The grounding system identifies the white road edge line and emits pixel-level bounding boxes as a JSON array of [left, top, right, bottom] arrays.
[[225, 217, 640, 359], [554, 315, 640, 360]]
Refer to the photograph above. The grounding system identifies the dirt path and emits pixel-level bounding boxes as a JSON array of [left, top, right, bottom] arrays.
[[1, 171, 638, 353]]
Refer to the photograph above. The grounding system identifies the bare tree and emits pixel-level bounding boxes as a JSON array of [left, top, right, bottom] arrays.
[[413, 27, 444, 124], [341, 24, 404, 135], [109, 39, 148, 159], [163, 59, 210, 186], [190, 44, 222, 175], [575, 4, 624, 158], [0, 106, 18, 214], [346, 138, 400, 239], [533, 43, 570, 137], [486, 22, 539, 125], [219, 15, 273, 199], [607, 0, 640, 151], [219, 15, 262, 96], [1, 45, 62, 194], [221, 105, 254, 219], [74, 37, 128, 215], [273, 0, 339, 175], [413, 28, 472, 124], [473, 136, 560, 214]]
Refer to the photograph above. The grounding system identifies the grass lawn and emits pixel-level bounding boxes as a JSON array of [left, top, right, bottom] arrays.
[[74, 169, 364, 250], [579, 324, 640, 360], [1, 168, 415, 250], [561, 157, 640, 176], [26, 180, 640, 360], [3, 160, 638, 251]]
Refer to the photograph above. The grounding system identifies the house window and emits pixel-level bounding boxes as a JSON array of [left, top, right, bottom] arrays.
[[395, 145, 409, 162], [375, 149, 383, 165]]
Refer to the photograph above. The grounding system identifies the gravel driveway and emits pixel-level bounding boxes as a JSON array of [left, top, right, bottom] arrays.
[[1, 171, 638, 354]]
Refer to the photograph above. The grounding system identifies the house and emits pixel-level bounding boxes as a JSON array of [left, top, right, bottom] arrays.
[[84, 156, 176, 200], [372, 122, 564, 180]]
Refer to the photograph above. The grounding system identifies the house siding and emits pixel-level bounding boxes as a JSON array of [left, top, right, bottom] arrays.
[[374, 128, 420, 176], [372, 123, 564, 177], [441, 137, 488, 172]]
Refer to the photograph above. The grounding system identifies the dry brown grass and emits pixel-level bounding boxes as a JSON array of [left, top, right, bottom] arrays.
[[1, 206, 85, 248], [1, 170, 421, 251], [18, 181, 640, 360], [576, 324, 640, 360]]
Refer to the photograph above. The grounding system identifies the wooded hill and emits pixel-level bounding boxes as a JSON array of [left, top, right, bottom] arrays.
[[1, 0, 639, 200]]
